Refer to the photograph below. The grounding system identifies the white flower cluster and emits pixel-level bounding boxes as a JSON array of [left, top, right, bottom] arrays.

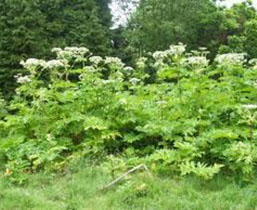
[[215, 53, 246, 66], [20, 58, 68, 70], [83, 66, 97, 73], [186, 56, 209, 68], [136, 57, 147, 68], [52, 47, 90, 60], [52, 48, 73, 59], [65, 47, 89, 55], [105, 56, 125, 68], [153, 51, 166, 60], [110, 71, 124, 80], [129, 78, 141, 85], [249, 59, 257, 70], [124, 66, 134, 72], [153, 43, 186, 61], [89, 56, 103, 65], [79, 67, 96, 80], [15, 74, 32, 84], [20, 58, 46, 70], [45, 59, 67, 69], [169, 43, 186, 56]]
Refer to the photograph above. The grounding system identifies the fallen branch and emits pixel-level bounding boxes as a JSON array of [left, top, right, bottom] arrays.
[[100, 164, 152, 191]]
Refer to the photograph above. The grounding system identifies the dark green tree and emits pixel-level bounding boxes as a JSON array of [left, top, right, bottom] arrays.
[[49, 0, 112, 54], [0, 0, 50, 98], [124, 0, 257, 60], [125, 0, 220, 58], [218, 1, 257, 59], [97, 0, 113, 28], [0, 0, 113, 98]]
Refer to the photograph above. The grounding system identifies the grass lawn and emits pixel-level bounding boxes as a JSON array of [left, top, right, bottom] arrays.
[[1, 162, 257, 210]]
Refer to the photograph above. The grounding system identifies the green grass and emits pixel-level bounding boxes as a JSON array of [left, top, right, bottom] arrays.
[[1, 162, 257, 210]]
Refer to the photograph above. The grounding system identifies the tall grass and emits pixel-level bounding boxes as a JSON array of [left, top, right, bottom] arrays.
[[1, 161, 257, 210]]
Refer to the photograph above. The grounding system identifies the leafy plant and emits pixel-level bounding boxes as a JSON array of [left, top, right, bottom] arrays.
[[2, 44, 257, 182]]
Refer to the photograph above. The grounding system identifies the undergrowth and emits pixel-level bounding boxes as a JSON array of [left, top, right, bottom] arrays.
[[1, 45, 257, 182]]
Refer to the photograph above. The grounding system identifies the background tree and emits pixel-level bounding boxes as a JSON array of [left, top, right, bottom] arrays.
[[0, 0, 112, 98], [218, 1, 257, 59], [0, 0, 50, 98], [124, 0, 220, 58], [124, 0, 257, 60]]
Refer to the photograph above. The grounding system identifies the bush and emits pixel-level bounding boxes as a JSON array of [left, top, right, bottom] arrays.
[[1, 45, 257, 181]]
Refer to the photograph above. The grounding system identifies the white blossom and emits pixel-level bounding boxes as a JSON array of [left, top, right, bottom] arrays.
[[53, 47, 90, 60], [51, 48, 62, 53], [15, 74, 32, 84], [64, 47, 89, 55], [20, 58, 46, 70], [110, 71, 124, 80], [136, 57, 147, 68], [89, 56, 103, 65], [153, 51, 166, 60], [215, 53, 246, 66], [57, 50, 74, 59], [249, 59, 257, 70], [152, 43, 186, 61], [45, 60, 67, 69], [83, 66, 97, 72], [186, 56, 209, 67], [169, 43, 186, 56], [105, 56, 125, 68], [249, 59, 257, 65], [153, 60, 167, 68], [129, 78, 141, 85], [199, 47, 207, 51], [124, 66, 134, 72]]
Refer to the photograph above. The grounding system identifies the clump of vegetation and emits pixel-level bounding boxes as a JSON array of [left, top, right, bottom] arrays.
[[1, 44, 257, 183]]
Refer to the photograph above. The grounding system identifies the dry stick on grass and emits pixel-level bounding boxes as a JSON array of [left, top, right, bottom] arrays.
[[100, 164, 152, 191]]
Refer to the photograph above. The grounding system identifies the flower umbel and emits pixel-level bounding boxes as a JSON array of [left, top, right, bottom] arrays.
[[105, 57, 125, 68], [15, 74, 32, 84], [215, 53, 246, 66], [20, 58, 46, 71], [89, 56, 104, 65]]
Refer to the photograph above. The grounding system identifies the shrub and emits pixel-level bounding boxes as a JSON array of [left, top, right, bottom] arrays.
[[1, 44, 257, 181]]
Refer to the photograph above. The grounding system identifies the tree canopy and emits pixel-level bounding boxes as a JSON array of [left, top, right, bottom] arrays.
[[124, 0, 257, 60], [0, 0, 112, 98]]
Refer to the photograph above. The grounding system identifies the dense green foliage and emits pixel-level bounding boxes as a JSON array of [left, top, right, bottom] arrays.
[[3, 0, 257, 190], [125, 0, 257, 60], [125, 0, 219, 57], [0, 0, 112, 98], [2, 45, 257, 182], [218, 1, 257, 57]]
